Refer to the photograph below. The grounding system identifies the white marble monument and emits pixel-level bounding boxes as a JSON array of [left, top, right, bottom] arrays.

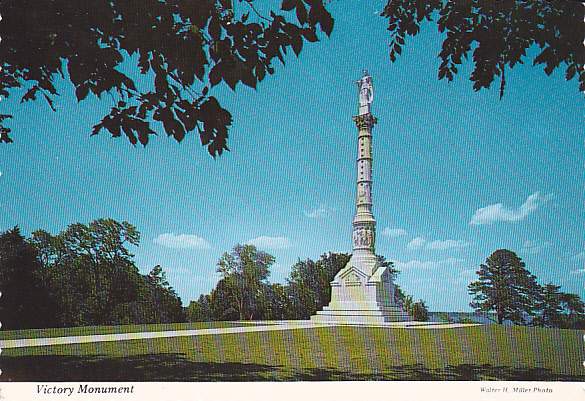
[[311, 70, 413, 324]]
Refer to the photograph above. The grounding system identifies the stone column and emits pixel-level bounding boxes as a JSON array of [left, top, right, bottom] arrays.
[[350, 71, 378, 276], [309, 70, 413, 323]]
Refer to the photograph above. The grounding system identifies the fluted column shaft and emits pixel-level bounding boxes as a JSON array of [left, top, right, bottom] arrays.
[[351, 113, 378, 256]]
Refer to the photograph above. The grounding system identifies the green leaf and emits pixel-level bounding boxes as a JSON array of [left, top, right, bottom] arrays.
[[394, 43, 401, 55], [208, 16, 222, 40], [296, 3, 307, 24], [75, 84, 90, 101], [281, 0, 296, 12], [302, 28, 318, 42], [289, 26, 303, 56], [566, 64, 577, 81], [320, 12, 334, 37], [209, 63, 223, 87]]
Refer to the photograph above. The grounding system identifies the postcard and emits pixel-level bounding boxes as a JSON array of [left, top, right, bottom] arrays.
[[0, 0, 583, 400]]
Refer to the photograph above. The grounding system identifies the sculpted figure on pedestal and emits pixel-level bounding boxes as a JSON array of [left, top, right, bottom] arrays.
[[356, 70, 373, 114]]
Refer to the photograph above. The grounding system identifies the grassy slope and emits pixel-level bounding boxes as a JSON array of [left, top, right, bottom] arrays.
[[1, 324, 584, 381], [0, 322, 244, 340]]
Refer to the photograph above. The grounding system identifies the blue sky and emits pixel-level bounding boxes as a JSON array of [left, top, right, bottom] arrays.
[[1, 0, 584, 311]]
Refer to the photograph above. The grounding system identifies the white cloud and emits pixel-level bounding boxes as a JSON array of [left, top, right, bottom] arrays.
[[570, 268, 585, 275], [470, 192, 552, 225], [426, 239, 467, 250], [153, 233, 211, 249], [521, 240, 549, 255], [407, 237, 467, 251], [407, 237, 426, 250], [396, 259, 437, 270], [395, 258, 464, 271], [303, 205, 334, 219], [573, 252, 585, 261], [381, 227, 407, 238], [247, 236, 292, 250]]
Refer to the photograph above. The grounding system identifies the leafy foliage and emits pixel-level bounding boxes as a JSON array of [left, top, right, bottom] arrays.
[[120, 265, 185, 324], [208, 277, 241, 320], [1, 220, 184, 328], [469, 249, 585, 328], [195, 250, 420, 322], [286, 252, 350, 319], [0, 0, 333, 152], [469, 249, 539, 325], [254, 283, 293, 320], [216, 243, 275, 320], [2, 0, 583, 153], [402, 295, 429, 321], [532, 282, 564, 328], [30, 219, 144, 326], [0, 227, 59, 329], [186, 294, 214, 322], [381, 0, 585, 99], [532, 284, 585, 329]]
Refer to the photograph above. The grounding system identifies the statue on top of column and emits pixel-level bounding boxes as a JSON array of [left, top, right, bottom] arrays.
[[356, 70, 373, 115]]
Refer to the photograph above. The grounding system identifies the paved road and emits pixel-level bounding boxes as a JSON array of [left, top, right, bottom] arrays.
[[0, 321, 479, 349]]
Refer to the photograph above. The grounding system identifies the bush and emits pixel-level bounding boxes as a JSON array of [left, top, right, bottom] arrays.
[[411, 300, 429, 321], [403, 296, 429, 321], [438, 313, 454, 323]]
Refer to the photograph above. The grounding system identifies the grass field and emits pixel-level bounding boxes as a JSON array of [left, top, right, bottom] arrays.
[[0, 321, 246, 341], [1, 323, 584, 381]]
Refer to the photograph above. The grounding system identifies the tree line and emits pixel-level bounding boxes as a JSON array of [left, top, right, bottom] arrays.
[[4, 222, 580, 330], [0, 220, 185, 330], [187, 244, 429, 322], [189, 244, 584, 329], [469, 249, 585, 329]]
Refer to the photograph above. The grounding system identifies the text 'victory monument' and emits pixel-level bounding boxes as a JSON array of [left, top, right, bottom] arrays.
[[311, 70, 412, 324]]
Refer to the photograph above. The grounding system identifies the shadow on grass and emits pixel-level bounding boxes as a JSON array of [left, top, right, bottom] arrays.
[[293, 363, 585, 381], [0, 354, 280, 381], [1, 355, 583, 382]]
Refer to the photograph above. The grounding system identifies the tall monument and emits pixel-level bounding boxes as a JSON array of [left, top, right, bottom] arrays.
[[311, 70, 412, 324]]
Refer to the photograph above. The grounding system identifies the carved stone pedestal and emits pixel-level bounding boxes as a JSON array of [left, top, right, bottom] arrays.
[[311, 258, 413, 324]]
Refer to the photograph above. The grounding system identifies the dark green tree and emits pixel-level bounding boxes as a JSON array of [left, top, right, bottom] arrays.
[[558, 292, 585, 329], [409, 298, 429, 322], [216, 244, 274, 320], [0, 0, 333, 149], [0, 227, 59, 329], [208, 277, 240, 320], [529, 288, 585, 329], [469, 249, 539, 325], [382, 0, 585, 99], [128, 265, 186, 323], [42, 219, 142, 325], [286, 252, 350, 319], [29, 219, 184, 327], [254, 283, 292, 320], [186, 294, 213, 322], [393, 283, 408, 306], [532, 283, 564, 328], [2, 1, 583, 150]]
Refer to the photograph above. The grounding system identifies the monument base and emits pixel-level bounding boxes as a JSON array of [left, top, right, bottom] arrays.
[[311, 305, 413, 324], [310, 257, 413, 324]]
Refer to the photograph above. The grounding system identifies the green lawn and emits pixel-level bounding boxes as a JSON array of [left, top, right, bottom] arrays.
[[1, 323, 584, 381], [0, 321, 245, 341]]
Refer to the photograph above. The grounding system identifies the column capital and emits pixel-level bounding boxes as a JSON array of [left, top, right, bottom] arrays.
[[352, 113, 378, 130]]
